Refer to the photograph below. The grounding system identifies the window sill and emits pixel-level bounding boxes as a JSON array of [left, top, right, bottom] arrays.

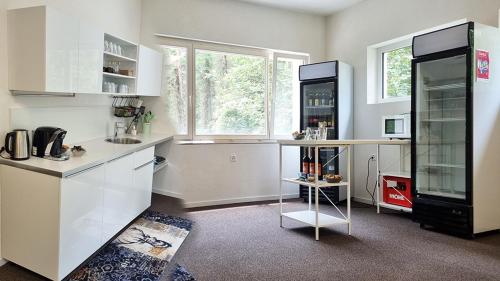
[[176, 139, 279, 145], [377, 96, 411, 104]]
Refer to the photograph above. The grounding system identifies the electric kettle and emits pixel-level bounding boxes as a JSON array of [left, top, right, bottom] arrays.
[[4, 129, 30, 160]]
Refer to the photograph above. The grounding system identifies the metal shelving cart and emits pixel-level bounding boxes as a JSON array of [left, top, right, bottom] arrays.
[[375, 141, 412, 213], [278, 140, 352, 241]]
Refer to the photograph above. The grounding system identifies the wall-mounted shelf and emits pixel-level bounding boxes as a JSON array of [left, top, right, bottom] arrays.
[[378, 202, 412, 213], [103, 51, 137, 62], [380, 171, 410, 178], [103, 72, 136, 79], [154, 162, 168, 173]]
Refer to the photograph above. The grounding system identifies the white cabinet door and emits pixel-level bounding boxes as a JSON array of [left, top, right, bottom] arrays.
[[45, 7, 79, 93], [77, 23, 104, 94], [136, 45, 162, 96], [59, 164, 105, 279], [134, 161, 154, 212], [103, 153, 135, 243]]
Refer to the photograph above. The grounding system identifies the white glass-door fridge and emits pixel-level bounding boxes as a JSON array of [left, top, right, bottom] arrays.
[[411, 22, 500, 237]]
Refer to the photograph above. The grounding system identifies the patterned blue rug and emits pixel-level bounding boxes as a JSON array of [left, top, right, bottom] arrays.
[[170, 264, 196, 281], [68, 211, 192, 281]]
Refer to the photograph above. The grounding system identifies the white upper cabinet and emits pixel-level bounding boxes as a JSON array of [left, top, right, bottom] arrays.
[[77, 23, 104, 94], [136, 45, 162, 97], [8, 6, 80, 93], [8, 6, 105, 94], [8, 6, 162, 96]]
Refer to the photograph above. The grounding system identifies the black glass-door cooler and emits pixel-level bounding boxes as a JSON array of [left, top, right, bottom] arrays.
[[298, 61, 353, 203]]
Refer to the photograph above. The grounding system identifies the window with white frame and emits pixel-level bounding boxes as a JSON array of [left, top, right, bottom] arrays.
[[367, 20, 467, 104], [159, 37, 308, 140], [195, 49, 267, 137], [161, 45, 189, 135], [378, 40, 412, 101], [271, 55, 303, 138]]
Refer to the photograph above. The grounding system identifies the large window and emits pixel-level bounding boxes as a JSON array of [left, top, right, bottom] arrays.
[[272, 56, 302, 137], [161, 46, 188, 135], [367, 20, 467, 104], [382, 45, 412, 99], [195, 49, 267, 136], [159, 37, 308, 140]]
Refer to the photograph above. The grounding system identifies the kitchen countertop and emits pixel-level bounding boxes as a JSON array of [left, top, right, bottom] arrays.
[[0, 133, 173, 178]]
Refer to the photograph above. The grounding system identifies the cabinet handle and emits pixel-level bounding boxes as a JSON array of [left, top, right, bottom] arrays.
[[65, 163, 105, 178], [135, 160, 154, 170], [107, 152, 134, 163]]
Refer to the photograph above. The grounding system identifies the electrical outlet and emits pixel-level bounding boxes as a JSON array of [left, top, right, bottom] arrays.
[[230, 153, 237, 162]]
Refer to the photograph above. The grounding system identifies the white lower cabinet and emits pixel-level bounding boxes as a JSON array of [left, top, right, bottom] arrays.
[[0, 147, 155, 281], [134, 161, 154, 211], [103, 153, 135, 242], [59, 164, 106, 278]]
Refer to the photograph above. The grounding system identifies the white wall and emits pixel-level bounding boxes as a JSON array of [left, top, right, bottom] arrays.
[[0, 0, 142, 143], [140, 0, 327, 207], [325, 0, 500, 203], [140, 0, 326, 62]]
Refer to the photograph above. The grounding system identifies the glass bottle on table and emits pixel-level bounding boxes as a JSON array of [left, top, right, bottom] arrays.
[[317, 151, 323, 180], [309, 148, 316, 176], [302, 149, 310, 176]]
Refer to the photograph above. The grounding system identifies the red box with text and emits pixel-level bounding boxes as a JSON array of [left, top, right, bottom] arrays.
[[383, 176, 412, 208]]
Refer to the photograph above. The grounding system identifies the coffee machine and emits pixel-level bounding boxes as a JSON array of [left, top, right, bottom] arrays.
[[32, 127, 68, 160]]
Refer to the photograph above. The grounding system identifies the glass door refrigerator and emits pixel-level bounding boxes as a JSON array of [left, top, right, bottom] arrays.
[[298, 61, 353, 203], [412, 22, 500, 237]]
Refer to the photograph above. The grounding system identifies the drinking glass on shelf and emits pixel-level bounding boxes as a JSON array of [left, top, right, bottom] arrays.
[[305, 127, 313, 140], [314, 129, 320, 140], [117, 45, 122, 56], [112, 61, 120, 73], [104, 40, 110, 52], [319, 124, 327, 140]]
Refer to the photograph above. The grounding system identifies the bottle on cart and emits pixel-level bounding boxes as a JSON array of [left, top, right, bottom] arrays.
[[309, 148, 316, 176], [316, 149, 323, 180], [302, 149, 310, 175]]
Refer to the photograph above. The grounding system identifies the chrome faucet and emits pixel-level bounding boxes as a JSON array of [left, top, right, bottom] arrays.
[[114, 122, 126, 137]]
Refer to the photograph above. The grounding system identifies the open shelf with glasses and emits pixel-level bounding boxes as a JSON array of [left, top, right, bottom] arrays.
[[102, 33, 138, 95]]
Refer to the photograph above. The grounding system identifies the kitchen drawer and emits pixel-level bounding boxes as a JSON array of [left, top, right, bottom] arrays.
[[134, 146, 154, 168]]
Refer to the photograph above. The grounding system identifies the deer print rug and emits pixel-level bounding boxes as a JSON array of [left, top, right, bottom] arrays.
[[69, 211, 192, 281]]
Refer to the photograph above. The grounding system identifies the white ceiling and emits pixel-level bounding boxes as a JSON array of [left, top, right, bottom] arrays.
[[237, 0, 365, 15]]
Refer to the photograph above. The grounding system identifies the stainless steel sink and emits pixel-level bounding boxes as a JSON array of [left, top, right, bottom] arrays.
[[105, 137, 142, 144]]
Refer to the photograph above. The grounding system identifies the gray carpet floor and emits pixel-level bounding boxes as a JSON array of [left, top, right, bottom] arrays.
[[1, 194, 500, 281]]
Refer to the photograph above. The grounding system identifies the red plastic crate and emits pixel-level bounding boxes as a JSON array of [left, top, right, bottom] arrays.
[[383, 176, 412, 208]]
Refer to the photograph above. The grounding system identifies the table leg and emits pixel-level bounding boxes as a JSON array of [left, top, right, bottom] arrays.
[[308, 186, 311, 211], [315, 147, 319, 241], [279, 144, 283, 227], [315, 186, 319, 241], [347, 145, 351, 235], [376, 144, 380, 214]]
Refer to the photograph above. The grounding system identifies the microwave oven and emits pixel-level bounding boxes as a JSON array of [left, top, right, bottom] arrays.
[[382, 114, 411, 139]]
